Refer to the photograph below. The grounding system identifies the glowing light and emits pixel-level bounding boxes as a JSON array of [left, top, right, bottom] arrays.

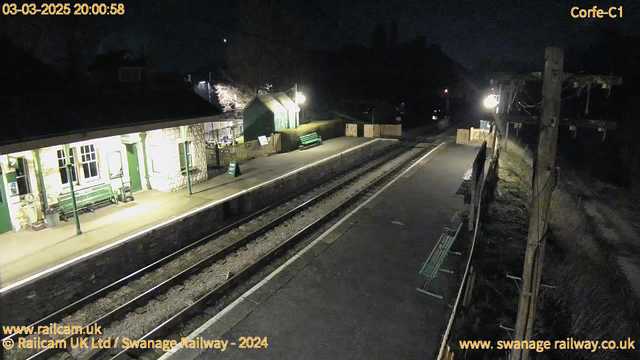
[[444, 89, 448, 94], [223, 38, 227, 43], [483, 94, 499, 108], [295, 92, 306, 104]]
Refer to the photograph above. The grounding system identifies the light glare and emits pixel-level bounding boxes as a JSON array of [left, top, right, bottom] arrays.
[[483, 95, 499, 108]]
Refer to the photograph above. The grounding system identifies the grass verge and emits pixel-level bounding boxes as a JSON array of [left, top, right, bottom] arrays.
[[451, 142, 639, 359]]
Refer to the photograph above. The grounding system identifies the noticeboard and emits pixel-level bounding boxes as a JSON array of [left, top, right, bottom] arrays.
[[228, 161, 241, 177], [258, 135, 269, 146]]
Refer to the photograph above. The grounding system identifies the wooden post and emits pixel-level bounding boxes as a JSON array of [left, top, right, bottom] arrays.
[[510, 47, 563, 360], [505, 122, 510, 151]]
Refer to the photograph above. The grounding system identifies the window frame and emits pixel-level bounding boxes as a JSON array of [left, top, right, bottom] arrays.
[[14, 157, 31, 196], [79, 144, 100, 181], [57, 148, 78, 186]]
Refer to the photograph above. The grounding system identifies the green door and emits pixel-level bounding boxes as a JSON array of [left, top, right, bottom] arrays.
[[125, 144, 142, 192], [0, 170, 13, 234]]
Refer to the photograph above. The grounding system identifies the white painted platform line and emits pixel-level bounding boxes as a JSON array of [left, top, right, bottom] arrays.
[[159, 141, 446, 359], [1, 138, 397, 293]]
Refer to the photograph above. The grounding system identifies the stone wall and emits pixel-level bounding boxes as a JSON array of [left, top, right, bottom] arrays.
[[146, 125, 207, 192], [1, 139, 393, 326], [1, 125, 207, 232]]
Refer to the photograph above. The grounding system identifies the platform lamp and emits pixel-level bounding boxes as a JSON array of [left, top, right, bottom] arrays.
[[290, 83, 306, 127], [483, 94, 499, 109], [295, 91, 306, 127], [64, 144, 82, 235]]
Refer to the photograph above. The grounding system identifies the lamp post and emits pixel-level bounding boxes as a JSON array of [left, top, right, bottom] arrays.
[[444, 88, 449, 112], [295, 92, 306, 126], [64, 144, 82, 235], [291, 83, 306, 127]]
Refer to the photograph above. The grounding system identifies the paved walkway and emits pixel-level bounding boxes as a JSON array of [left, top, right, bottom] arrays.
[[165, 143, 479, 360], [0, 137, 384, 288]]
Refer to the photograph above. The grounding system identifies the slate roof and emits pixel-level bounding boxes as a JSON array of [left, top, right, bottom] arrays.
[[0, 86, 222, 147], [246, 92, 299, 114]]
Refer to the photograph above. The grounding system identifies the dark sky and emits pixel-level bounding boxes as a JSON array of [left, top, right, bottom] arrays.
[[2, 0, 639, 73]]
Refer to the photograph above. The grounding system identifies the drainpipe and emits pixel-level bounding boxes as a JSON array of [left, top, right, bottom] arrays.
[[64, 144, 82, 235], [139, 132, 152, 190], [34, 149, 48, 211]]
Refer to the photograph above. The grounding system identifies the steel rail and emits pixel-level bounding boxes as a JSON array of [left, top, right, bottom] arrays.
[[108, 143, 433, 360], [3, 138, 405, 347], [22, 140, 421, 360]]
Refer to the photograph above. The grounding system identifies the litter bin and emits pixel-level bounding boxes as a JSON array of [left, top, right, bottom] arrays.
[[45, 207, 59, 228]]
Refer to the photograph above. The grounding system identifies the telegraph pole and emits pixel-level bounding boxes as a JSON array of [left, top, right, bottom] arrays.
[[510, 46, 563, 360]]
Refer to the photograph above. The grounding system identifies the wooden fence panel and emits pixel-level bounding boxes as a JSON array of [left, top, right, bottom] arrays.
[[364, 124, 381, 138], [345, 123, 358, 137], [456, 129, 470, 145], [380, 124, 402, 137], [470, 127, 492, 142], [211, 134, 280, 168]]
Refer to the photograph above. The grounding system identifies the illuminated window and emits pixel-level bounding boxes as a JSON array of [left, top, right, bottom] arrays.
[[57, 148, 78, 185], [178, 142, 193, 171], [15, 157, 31, 195], [80, 144, 99, 180]]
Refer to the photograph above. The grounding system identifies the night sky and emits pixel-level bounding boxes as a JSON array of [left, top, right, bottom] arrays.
[[2, 0, 639, 73]]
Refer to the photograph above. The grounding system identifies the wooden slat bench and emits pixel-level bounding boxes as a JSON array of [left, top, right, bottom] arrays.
[[299, 132, 322, 150], [417, 222, 463, 299], [455, 165, 473, 197], [58, 183, 117, 221]]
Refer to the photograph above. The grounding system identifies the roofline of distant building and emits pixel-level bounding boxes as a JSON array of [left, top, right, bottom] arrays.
[[0, 114, 223, 155]]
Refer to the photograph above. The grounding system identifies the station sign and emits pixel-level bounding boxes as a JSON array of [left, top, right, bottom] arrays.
[[228, 161, 241, 177]]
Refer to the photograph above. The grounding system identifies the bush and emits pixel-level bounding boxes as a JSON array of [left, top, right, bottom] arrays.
[[278, 119, 345, 152]]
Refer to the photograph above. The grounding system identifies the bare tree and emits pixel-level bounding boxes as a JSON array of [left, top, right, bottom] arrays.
[[214, 83, 253, 112]]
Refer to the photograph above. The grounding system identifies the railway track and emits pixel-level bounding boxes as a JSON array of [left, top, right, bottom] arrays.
[[5, 131, 446, 360]]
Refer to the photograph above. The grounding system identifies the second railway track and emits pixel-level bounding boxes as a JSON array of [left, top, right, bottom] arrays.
[[6, 132, 446, 360]]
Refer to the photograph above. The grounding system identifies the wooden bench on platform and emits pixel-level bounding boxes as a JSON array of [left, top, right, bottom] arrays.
[[299, 132, 322, 150], [417, 222, 464, 299], [58, 183, 117, 221]]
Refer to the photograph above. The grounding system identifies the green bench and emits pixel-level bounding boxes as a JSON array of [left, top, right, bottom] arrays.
[[58, 183, 117, 221], [416, 222, 463, 299], [299, 132, 322, 150]]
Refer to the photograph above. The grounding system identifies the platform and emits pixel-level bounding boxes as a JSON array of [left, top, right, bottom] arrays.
[[164, 143, 479, 360], [0, 137, 388, 289]]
